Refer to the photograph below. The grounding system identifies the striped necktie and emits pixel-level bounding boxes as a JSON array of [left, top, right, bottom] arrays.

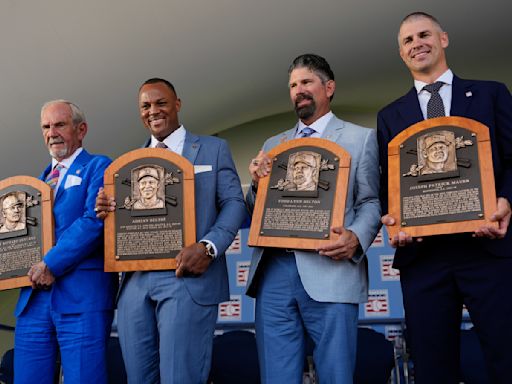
[[155, 141, 168, 149], [299, 127, 316, 138], [46, 163, 64, 190]]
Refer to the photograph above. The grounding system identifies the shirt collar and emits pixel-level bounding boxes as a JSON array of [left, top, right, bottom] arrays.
[[150, 125, 186, 148], [296, 111, 334, 136], [51, 147, 83, 169], [414, 69, 453, 94]]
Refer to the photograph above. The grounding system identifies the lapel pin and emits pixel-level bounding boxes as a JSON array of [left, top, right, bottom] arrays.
[[76, 169, 81, 175], [465, 91, 472, 97]]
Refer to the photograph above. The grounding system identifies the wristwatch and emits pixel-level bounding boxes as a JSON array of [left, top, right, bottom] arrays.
[[199, 241, 215, 259]]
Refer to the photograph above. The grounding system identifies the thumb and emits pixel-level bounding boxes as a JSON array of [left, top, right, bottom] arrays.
[[331, 226, 344, 235]]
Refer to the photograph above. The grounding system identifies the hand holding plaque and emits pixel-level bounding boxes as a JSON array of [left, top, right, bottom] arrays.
[[103, 148, 196, 272], [385, 116, 498, 240], [0, 176, 54, 290], [248, 137, 351, 250]]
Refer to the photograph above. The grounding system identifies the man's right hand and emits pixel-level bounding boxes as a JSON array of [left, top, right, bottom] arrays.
[[381, 214, 422, 248], [95, 187, 116, 220], [249, 150, 272, 189]]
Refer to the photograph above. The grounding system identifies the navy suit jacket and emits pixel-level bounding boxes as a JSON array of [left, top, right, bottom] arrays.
[[377, 76, 512, 266], [118, 131, 246, 306], [16, 149, 117, 316]]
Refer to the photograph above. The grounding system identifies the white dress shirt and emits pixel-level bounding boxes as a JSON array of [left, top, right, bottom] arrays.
[[295, 111, 334, 138], [51, 147, 83, 191], [415, 69, 453, 119], [150, 125, 186, 155]]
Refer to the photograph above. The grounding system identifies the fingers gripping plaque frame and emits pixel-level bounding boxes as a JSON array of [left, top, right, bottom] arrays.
[[104, 148, 195, 272]]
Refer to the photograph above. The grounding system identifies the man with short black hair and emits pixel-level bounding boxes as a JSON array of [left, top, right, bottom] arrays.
[[96, 78, 246, 384], [246, 54, 381, 383]]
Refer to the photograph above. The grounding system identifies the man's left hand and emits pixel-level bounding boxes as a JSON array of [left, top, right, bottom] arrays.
[[175, 243, 212, 277], [317, 227, 360, 261], [474, 197, 511, 239], [28, 261, 55, 289]]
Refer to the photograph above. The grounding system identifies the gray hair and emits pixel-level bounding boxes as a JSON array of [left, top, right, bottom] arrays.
[[41, 99, 86, 126]]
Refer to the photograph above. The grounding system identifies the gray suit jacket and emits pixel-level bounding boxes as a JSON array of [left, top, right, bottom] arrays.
[[246, 115, 381, 303]]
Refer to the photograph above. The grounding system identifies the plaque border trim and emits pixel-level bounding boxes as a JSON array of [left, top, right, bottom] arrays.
[[103, 148, 196, 272], [386, 116, 497, 239], [0, 176, 54, 290], [248, 137, 351, 250]]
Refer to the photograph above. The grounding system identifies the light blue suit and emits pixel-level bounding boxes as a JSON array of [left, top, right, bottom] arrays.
[[117, 131, 246, 384], [14, 149, 117, 384], [246, 115, 381, 383]]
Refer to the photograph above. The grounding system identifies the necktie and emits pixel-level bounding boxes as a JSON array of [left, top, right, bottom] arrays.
[[46, 163, 64, 190], [155, 141, 168, 149], [299, 127, 316, 138], [423, 81, 446, 119]]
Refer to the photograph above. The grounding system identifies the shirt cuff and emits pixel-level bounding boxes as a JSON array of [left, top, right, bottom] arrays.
[[199, 239, 218, 259]]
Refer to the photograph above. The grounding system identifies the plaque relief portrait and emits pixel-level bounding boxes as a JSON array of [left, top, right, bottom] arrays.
[[285, 151, 321, 191], [418, 131, 457, 175], [132, 166, 165, 210], [403, 130, 473, 179], [0, 192, 26, 233], [119, 163, 181, 216]]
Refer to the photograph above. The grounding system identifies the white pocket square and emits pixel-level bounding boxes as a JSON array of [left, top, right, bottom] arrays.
[[64, 175, 82, 189], [194, 165, 213, 174]]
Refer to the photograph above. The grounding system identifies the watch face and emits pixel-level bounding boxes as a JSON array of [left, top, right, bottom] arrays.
[[201, 242, 214, 258]]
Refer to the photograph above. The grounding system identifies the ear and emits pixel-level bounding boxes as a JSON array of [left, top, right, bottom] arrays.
[[175, 98, 182, 112], [325, 80, 336, 99], [440, 31, 449, 49], [77, 122, 88, 140]]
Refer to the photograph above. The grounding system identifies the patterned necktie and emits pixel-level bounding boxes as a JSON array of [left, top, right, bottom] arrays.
[[46, 163, 64, 190], [423, 81, 446, 118], [155, 141, 168, 149], [299, 127, 316, 138]]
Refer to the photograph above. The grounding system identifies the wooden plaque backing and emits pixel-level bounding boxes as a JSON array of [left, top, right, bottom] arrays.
[[104, 148, 196, 272], [387, 116, 497, 239], [0, 176, 54, 290], [248, 138, 351, 250]]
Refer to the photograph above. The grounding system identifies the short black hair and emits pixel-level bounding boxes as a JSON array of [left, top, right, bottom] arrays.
[[139, 78, 177, 95], [288, 54, 335, 83], [288, 54, 335, 101]]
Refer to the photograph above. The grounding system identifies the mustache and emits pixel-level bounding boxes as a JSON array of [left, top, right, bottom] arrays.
[[48, 138, 64, 145], [295, 93, 313, 106]]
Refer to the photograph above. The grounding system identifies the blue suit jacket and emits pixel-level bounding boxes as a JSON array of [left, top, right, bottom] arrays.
[[16, 149, 117, 316], [377, 76, 512, 265], [118, 131, 246, 306], [246, 115, 381, 303]]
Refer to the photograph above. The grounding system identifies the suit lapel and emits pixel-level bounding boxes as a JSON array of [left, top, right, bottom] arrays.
[[397, 87, 424, 128], [182, 131, 200, 165], [143, 131, 199, 164], [321, 115, 344, 143], [55, 150, 91, 200], [451, 75, 474, 117]]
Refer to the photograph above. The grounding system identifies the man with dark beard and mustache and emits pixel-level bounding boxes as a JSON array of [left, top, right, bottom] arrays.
[[245, 54, 381, 383]]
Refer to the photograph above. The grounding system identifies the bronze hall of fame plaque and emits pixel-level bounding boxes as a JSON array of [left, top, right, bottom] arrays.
[[0, 176, 54, 290], [386, 116, 497, 239], [103, 148, 196, 272], [248, 138, 351, 250]]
